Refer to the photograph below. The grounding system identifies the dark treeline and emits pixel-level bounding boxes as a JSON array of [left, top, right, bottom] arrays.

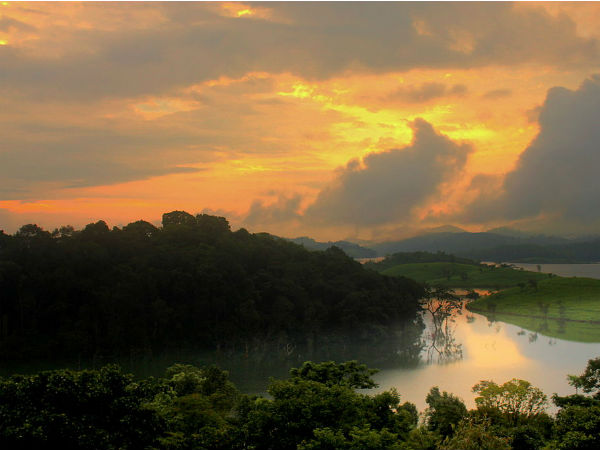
[[0, 211, 423, 360], [1, 358, 599, 450]]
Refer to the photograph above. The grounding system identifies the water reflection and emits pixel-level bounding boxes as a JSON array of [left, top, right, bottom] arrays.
[[374, 294, 600, 410], [0, 317, 428, 394], [2, 282, 599, 411], [421, 287, 464, 364], [509, 263, 600, 280], [424, 323, 463, 365]]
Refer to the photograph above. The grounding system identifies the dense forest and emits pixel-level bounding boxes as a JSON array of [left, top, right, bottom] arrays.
[[0, 211, 423, 360], [1, 358, 599, 450]]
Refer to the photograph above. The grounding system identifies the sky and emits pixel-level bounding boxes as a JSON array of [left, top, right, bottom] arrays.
[[1, 1, 600, 241]]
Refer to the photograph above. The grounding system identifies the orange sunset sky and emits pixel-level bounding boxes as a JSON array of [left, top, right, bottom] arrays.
[[1, 1, 600, 241]]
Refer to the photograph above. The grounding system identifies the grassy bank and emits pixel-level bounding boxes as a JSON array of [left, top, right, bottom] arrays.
[[467, 277, 600, 342], [381, 261, 548, 288]]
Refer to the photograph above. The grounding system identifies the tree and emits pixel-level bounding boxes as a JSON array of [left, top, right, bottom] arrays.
[[195, 214, 230, 236], [472, 379, 547, 425], [298, 426, 400, 450], [81, 220, 110, 237], [550, 358, 600, 449], [552, 405, 600, 450], [52, 224, 75, 238], [161, 210, 196, 227], [239, 361, 410, 450], [289, 360, 379, 389], [15, 223, 51, 239], [422, 287, 463, 363], [149, 364, 240, 450], [567, 357, 600, 396], [438, 418, 511, 450], [425, 387, 467, 438], [401, 426, 439, 450], [122, 220, 159, 238], [0, 365, 162, 449], [422, 287, 461, 326]]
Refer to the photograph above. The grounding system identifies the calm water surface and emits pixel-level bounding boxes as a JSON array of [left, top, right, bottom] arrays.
[[3, 265, 599, 412], [509, 263, 600, 279], [372, 302, 600, 410]]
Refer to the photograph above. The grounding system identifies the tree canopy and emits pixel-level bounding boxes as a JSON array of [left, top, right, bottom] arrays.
[[2, 358, 599, 450], [0, 211, 424, 360]]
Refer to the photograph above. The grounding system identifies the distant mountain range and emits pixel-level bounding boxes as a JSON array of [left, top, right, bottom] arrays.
[[286, 237, 377, 258], [286, 228, 600, 263], [368, 231, 571, 258]]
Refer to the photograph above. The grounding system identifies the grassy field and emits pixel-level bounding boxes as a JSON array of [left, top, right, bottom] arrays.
[[381, 262, 548, 288], [466, 277, 600, 342]]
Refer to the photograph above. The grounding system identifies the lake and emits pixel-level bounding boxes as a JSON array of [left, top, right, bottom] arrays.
[[371, 263, 600, 409], [371, 301, 600, 410], [509, 262, 600, 280], [2, 264, 599, 412]]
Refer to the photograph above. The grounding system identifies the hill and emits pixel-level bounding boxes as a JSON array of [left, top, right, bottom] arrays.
[[370, 231, 570, 257], [286, 236, 377, 258], [368, 231, 600, 263], [0, 211, 423, 360], [366, 251, 548, 288]]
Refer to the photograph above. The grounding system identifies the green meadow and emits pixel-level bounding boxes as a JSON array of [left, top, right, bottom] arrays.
[[467, 276, 600, 342], [381, 261, 548, 288]]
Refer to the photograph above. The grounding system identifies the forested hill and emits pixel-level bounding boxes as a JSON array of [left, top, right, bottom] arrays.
[[0, 211, 423, 360]]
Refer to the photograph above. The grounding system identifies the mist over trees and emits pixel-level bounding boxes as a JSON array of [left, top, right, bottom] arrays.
[[0, 211, 423, 361]]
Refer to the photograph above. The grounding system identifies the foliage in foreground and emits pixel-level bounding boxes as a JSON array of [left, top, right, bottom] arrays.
[[1, 357, 600, 449]]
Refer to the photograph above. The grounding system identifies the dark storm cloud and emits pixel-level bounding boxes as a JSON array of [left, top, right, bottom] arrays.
[[304, 119, 472, 226], [463, 75, 600, 224], [0, 2, 596, 101]]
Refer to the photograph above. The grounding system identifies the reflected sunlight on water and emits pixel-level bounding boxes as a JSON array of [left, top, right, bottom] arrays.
[[461, 323, 531, 369], [372, 297, 600, 411]]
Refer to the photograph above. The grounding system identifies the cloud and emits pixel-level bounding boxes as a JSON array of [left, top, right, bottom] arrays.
[[0, 122, 203, 199], [386, 82, 468, 103], [462, 75, 600, 227], [304, 119, 472, 226], [0, 3, 596, 102], [482, 88, 512, 99], [243, 194, 303, 227], [0, 16, 36, 33], [0, 72, 343, 199]]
